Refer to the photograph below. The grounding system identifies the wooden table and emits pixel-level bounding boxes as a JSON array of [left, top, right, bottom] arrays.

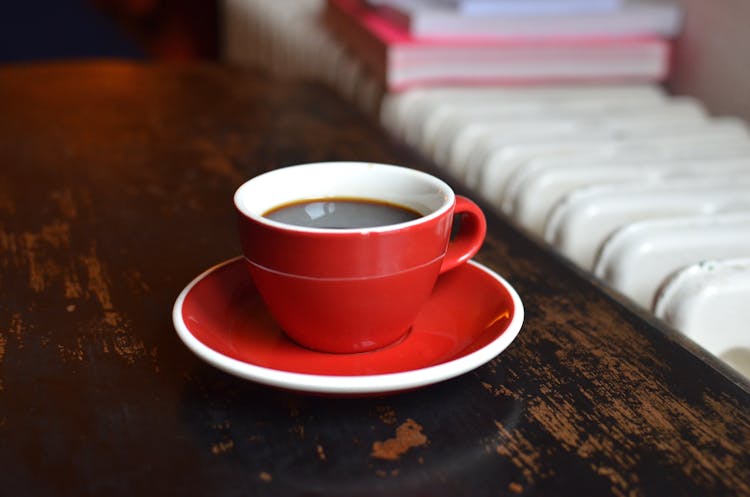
[[1, 61, 748, 497]]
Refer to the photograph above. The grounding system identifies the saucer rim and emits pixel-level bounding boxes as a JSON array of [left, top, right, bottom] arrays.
[[172, 256, 524, 395]]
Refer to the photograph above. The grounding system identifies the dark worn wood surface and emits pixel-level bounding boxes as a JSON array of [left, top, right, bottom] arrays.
[[0, 61, 748, 497]]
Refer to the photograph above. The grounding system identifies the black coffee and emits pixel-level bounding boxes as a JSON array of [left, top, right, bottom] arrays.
[[263, 197, 422, 229]]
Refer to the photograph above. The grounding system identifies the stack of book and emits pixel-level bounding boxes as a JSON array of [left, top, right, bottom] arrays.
[[323, 0, 683, 90]]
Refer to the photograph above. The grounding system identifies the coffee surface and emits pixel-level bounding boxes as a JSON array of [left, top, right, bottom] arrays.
[[263, 198, 421, 229]]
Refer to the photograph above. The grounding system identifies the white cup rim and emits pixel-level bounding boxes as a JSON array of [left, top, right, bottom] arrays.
[[233, 162, 455, 234]]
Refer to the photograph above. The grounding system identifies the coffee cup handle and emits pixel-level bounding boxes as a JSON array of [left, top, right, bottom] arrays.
[[439, 195, 487, 274]]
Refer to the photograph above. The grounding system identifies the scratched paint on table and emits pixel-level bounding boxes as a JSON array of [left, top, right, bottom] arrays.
[[20, 221, 71, 293], [375, 405, 397, 425], [50, 243, 151, 365], [0, 331, 5, 392], [211, 440, 235, 455], [371, 418, 428, 461], [316, 444, 327, 461], [494, 420, 542, 484], [0, 314, 26, 394], [209, 420, 235, 455], [486, 295, 750, 495], [259, 472, 273, 483], [4, 314, 24, 350], [0, 188, 154, 368]]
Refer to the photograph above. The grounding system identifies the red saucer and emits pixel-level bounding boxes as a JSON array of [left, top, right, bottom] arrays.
[[173, 257, 524, 395]]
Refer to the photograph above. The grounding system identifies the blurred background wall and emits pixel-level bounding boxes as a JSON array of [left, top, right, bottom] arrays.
[[0, 0, 218, 62], [668, 0, 750, 124]]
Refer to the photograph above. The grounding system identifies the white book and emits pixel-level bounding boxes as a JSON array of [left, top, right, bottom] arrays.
[[449, 0, 623, 15], [373, 0, 682, 38], [370, 0, 622, 15]]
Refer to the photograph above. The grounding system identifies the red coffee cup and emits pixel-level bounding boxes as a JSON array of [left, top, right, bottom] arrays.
[[234, 162, 486, 353]]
